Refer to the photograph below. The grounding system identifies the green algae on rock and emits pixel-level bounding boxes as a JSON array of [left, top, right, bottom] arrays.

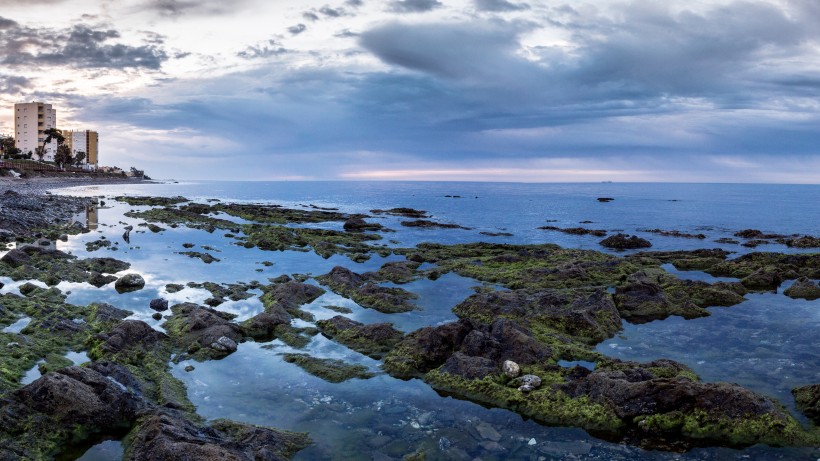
[[114, 195, 190, 206], [0, 246, 130, 287], [316, 315, 404, 360], [282, 353, 375, 383], [316, 266, 418, 313]]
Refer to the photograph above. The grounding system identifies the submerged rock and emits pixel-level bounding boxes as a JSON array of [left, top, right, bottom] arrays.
[[282, 353, 375, 383]]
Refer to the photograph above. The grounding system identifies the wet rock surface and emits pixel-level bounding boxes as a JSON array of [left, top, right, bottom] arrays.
[[124, 412, 311, 461], [600, 233, 653, 250], [793, 384, 820, 424], [316, 266, 418, 313], [163, 303, 243, 360], [316, 315, 403, 359]]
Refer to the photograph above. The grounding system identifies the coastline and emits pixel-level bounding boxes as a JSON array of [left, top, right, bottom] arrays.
[[0, 175, 149, 195]]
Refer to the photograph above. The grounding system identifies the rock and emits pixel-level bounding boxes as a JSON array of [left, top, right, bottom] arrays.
[[600, 233, 652, 250], [792, 384, 820, 424], [123, 412, 310, 461], [475, 422, 502, 442], [122, 225, 133, 243], [0, 363, 149, 458], [515, 374, 542, 392], [114, 273, 146, 293], [0, 248, 30, 267], [400, 219, 469, 230], [597, 197, 614, 202], [316, 266, 417, 314], [150, 298, 169, 312], [88, 271, 117, 288], [210, 336, 238, 353], [96, 320, 168, 355], [343, 217, 383, 232], [440, 352, 498, 380], [383, 319, 476, 378], [741, 267, 783, 291], [164, 303, 243, 359], [282, 353, 375, 383], [502, 360, 520, 378], [92, 303, 132, 323], [241, 309, 291, 341], [316, 315, 403, 360], [783, 277, 820, 300], [152, 312, 162, 320]]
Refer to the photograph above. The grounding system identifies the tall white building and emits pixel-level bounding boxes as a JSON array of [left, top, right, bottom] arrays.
[[65, 130, 99, 169], [13, 102, 57, 161]]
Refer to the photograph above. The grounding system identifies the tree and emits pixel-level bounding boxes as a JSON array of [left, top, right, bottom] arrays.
[[74, 151, 86, 167], [36, 128, 65, 162], [54, 144, 73, 168], [0, 136, 21, 159]]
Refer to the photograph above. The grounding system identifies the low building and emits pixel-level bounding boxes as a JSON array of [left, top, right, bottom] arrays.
[[64, 130, 99, 169], [13, 102, 58, 160]]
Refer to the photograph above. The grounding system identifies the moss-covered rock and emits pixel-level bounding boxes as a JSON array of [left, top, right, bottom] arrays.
[[783, 277, 820, 300], [316, 266, 417, 313], [316, 316, 404, 359], [115, 195, 189, 206], [162, 303, 243, 361], [792, 384, 820, 424], [282, 353, 375, 383]]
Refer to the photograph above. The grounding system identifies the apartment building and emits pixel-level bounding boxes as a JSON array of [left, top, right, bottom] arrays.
[[13, 102, 57, 160], [65, 130, 99, 169]]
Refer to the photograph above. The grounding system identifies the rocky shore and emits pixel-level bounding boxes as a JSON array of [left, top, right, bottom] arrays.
[[1, 185, 819, 460]]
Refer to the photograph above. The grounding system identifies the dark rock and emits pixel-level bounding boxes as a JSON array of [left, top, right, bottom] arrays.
[[92, 303, 132, 323], [383, 319, 476, 378], [88, 271, 117, 288], [97, 320, 168, 355], [597, 197, 614, 202], [164, 303, 243, 359], [114, 273, 146, 293], [600, 234, 652, 250], [150, 298, 170, 312], [241, 308, 292, 341], [400, 220, 469, 230], [316, 315, 403, 359], [440, 353, 497, 380], [124, 412, 310, 461], [792, 384, 820, 424], [539, 226, 607, 237], [370, 207, 429, 218], [783, 277, 820, 300], [17, 365, 145, 422], [0, 249, 30, 267], [343, 217, 383, 232], [741, 267, 783, 291]]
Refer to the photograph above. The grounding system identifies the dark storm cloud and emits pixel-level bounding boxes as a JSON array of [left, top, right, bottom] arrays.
[[288, 24, 307, 35], [0, 21, 168, 69], [0, 75, 31, 94], [0, 17, 18, 29], [388, 0, 443, 14], [473, 0, 528, 12]]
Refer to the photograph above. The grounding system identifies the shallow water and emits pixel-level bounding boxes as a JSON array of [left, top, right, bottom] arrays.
[[30, 181, 820, 460]]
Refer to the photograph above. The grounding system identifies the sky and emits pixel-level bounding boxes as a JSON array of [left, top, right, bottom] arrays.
[[0, 0, 819, 182]]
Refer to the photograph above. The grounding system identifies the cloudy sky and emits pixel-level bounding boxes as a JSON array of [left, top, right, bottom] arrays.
[[1, 0, 819, 182]]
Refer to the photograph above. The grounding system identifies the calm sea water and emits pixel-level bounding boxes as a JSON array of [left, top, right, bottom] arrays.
[[3, 181, 818, 460]]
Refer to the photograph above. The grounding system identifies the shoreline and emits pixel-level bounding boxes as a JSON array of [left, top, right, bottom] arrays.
[[0, 175, 149, 195]]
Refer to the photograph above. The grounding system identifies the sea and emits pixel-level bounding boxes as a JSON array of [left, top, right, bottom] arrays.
[[3, 181, 819, 460]]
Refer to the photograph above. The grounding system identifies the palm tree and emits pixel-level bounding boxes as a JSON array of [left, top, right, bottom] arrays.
[[37, 128, 65, 162]]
